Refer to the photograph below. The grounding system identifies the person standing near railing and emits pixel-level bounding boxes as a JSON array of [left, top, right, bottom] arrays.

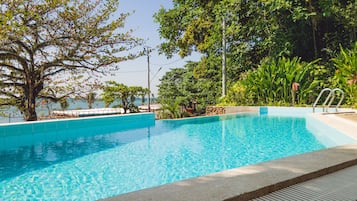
[[291, 82, 300, 106]]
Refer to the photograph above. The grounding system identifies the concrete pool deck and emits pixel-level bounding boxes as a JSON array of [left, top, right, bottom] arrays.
[[335, 112, 357, 123], [102, 111, 357, 201]]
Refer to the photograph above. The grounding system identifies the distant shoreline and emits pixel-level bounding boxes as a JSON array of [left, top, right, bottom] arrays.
[[0, 98, 155, 124]]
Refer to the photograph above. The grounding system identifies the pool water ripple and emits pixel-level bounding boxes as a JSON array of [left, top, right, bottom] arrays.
[[0, 113, 344, 200]]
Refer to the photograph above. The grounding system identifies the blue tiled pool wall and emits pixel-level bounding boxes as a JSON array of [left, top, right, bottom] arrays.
[[0, 113, 155, 150], [163, 112, 257, 127], [0, 107, 338, 135], [1, 107, 352, 151], [260, 106, 324, 117]]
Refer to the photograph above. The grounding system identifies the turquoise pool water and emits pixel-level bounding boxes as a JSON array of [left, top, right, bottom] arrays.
[[0, 112, 352, 200]]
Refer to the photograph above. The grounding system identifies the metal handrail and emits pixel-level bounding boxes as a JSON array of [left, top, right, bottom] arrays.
[[312, 88, 332, 113], [313, 88, 345, 113], [327, 88, 345, 112]]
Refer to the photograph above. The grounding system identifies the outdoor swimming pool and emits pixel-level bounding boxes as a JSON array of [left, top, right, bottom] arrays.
[[0, 108, 355, 200]]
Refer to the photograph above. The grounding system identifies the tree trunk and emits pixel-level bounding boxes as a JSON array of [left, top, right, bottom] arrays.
[[122, 99, 127, 114], [351, 27, 356, 42], [24, 93, 38, 121], [308, 0, 318, 59], [312, 23, 318, 59], [23, 75, 40, 121], [141, 95, 145, 105], [87, 92, 95, 109]]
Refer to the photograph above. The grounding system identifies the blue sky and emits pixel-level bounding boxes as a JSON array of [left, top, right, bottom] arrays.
[[107, 1, 200, 96]]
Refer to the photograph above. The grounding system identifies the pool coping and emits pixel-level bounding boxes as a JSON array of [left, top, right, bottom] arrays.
[[0, 112, 155, 126], [102, 113, 357, 201]]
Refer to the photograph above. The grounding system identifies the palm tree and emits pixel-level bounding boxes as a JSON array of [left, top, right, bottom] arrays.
[[159, 101, 181, 119]]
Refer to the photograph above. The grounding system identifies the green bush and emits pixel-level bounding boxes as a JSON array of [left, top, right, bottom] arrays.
[[332, 43, 357, 107], [218, 81, 254, 106], [222, 56, 327, 106], [158, 101, 182, 119]]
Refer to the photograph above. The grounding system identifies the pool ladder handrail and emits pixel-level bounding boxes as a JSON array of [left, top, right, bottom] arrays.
[[312, 88, 331, 113], [327, 88, 345, 112], [312, 88, 345, 113]]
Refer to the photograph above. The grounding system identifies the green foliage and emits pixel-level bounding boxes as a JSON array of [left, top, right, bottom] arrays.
[[59, 98, 69, 111], [154, 0, 291, 71], [269, 0, 357, 61], [155, 0, 356, 110], [222, 57, 326, 106], [157, 68, 185, 105], [0, 0, 141, 121], [101, 81, 148, 113], [332, 43, 357, 107], [158, 101, 182, 119], [40, 76, 102, 111], [70, 79, 103, 109], [218, 81, 254, 106], [158, 60, 221, 113]]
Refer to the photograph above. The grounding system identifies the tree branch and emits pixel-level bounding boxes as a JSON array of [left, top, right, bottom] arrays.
[[0, 63, 24, 72]]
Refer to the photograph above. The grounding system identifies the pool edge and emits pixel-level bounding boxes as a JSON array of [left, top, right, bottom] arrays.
[[101, 142, 357, 201], [101, 111, 357, 201]]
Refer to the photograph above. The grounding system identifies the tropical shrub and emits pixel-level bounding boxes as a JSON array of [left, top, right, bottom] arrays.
[[223, 56, 327, 105], [101, 81, 148, 113], [158, 101, 182, 119], [59, 98, 69, 111], [332, 43, 357, 107], [218, 81, 254, 106]]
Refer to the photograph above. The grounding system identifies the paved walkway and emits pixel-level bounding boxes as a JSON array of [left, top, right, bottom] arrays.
[[253, 165, 357, 201], [336, 112, 357, 122]]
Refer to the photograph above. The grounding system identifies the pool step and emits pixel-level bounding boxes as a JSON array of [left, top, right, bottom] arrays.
[[322, 111, 356, 115]]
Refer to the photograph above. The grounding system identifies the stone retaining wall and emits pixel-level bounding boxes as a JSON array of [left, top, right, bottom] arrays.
[[205, 106, 259, 116]]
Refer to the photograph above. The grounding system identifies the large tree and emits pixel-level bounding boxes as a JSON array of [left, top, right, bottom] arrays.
[[158, 61, 220, 113], [155, 0, 356, 68], [155, 0, 356, 108], [0, 0, 141, 121], [154, 0, 288, 106], [154, 0, 288, 71], [277, 0, 357, 61]]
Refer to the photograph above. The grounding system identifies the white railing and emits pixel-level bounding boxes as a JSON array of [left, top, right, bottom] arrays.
[[313, 88, 344, 113], [52, 108, 125, 117]]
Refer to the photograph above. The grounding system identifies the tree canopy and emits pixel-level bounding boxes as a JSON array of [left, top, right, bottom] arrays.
[[155, 0, 356, 62], [155, 0, 357, 109], [0, 0, 142, 121]]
